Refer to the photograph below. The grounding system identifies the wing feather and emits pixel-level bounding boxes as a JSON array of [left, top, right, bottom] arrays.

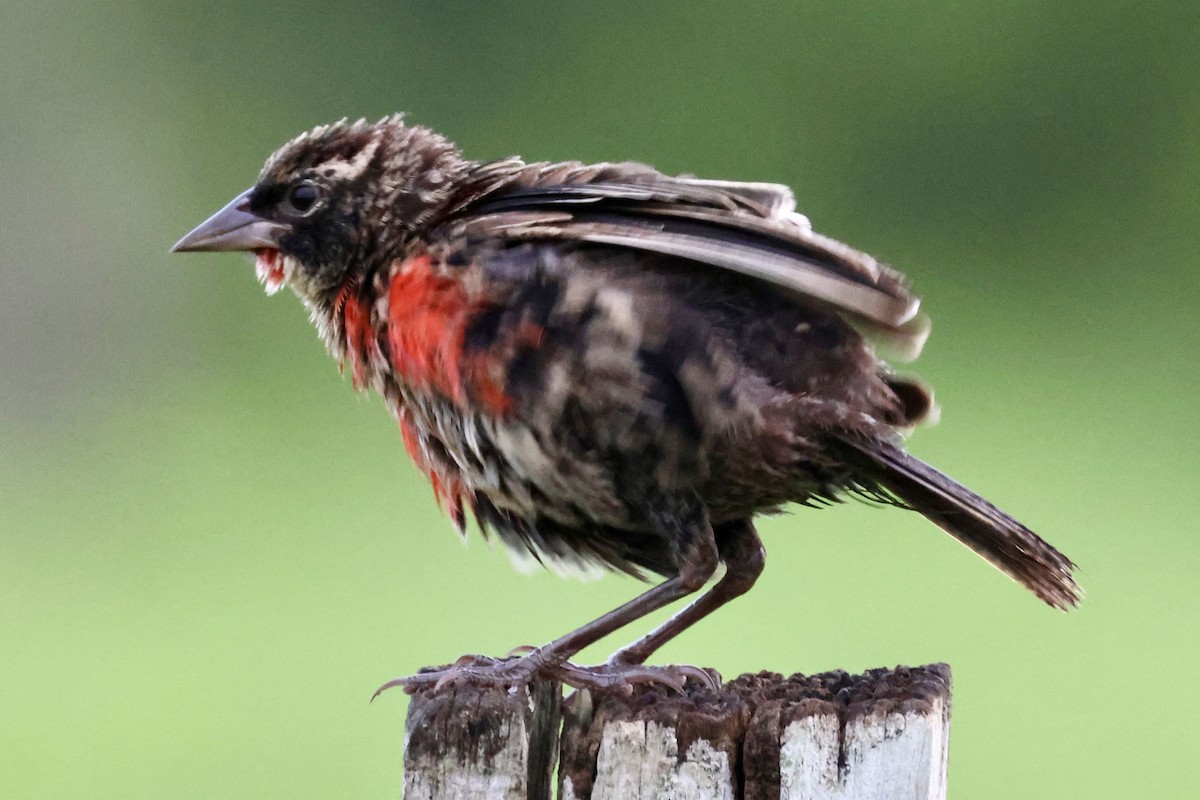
[[443, 161, 925, 353]]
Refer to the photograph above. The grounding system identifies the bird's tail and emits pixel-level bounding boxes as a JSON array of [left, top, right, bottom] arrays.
[[835, 437, 1081, 609]]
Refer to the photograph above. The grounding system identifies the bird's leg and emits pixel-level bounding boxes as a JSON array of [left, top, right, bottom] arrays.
[[375, 498, 720, 696], [608, 519, 764, 668]]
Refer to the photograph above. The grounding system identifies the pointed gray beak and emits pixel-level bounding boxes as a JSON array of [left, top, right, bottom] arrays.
[[171, 188, 290, 253]]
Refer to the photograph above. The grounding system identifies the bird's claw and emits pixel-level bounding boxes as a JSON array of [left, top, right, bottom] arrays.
[[556, 661, 722, 694], [372, 652, 549, 699], [372, 655, 722, 700]]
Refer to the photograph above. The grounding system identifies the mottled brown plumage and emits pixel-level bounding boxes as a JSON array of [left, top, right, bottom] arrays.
[[174, 115, 1079, 693]]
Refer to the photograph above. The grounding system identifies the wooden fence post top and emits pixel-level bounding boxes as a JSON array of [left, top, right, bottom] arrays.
[[403, 679, 561, 800], [402, 664, 952, 800]]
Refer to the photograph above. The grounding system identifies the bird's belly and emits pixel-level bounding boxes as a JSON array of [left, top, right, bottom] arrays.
[[395, 387, 846, 533], [397, 391, 632, 529]]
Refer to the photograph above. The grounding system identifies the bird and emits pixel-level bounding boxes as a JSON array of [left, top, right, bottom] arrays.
[[173, 114, 1079, 694]]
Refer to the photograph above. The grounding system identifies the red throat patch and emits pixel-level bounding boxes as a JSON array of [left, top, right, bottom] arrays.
[[386, 255, 471, 404], [398, 407, 466, 530], [336, 281, 376, 390], [386, 254, 516, 415], [254, 248, 286, 295], [386, 254, 515, 523]]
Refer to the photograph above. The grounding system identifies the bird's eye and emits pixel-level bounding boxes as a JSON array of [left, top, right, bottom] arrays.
[[286, 183, 320, 215]]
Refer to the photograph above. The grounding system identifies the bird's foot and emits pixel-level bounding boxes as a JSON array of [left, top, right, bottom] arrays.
[[372, 652, 722, 699], [557, 661, 723, 694]]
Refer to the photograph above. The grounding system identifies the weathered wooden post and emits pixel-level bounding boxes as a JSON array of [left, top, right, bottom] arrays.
[[402, 663, 952, 799], [403, 680, 562, 800]]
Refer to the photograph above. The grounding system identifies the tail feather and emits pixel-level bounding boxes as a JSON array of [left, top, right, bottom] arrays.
[[837, 438, 1081, 610]]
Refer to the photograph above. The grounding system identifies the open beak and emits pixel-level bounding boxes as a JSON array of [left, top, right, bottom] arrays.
[[171, 188, 289, 253]]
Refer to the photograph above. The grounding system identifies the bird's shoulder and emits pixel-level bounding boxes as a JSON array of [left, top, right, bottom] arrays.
[[415, 156, 928, 363]]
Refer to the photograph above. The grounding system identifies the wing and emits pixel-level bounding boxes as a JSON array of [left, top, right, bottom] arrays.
[[437, 160, 930, 360]]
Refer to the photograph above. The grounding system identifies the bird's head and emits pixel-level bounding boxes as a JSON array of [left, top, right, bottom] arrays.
[[172, 115, 468, 305]]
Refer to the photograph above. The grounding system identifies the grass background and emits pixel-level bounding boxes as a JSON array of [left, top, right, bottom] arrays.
[[2, 1, 1197, 796]]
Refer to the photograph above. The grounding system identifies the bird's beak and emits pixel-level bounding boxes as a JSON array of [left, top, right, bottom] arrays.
[[171, 188, 289, 253]]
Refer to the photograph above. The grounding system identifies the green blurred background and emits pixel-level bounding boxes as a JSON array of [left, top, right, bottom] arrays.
[[2, 1, 1197, 797]]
